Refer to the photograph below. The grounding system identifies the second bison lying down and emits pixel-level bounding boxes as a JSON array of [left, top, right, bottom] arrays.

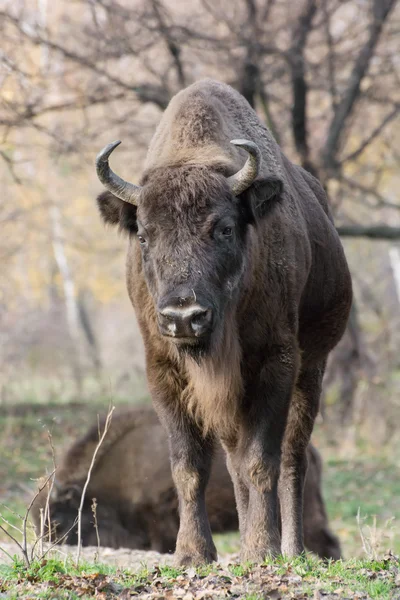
[[33, 406, 340, 559]]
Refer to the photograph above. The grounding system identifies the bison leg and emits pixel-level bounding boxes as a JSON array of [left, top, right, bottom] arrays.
[[148, 357, 217, 565], [235, 350, 298, 562], [225, 454, 249, 540], [235, 439, 282, 562], [164, 417, 217, 566], [279, 363, 324, 557], [303, 445, 342, 560]]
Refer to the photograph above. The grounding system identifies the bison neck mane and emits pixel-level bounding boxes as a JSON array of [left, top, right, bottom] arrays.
[[181, 309, 243, 441]]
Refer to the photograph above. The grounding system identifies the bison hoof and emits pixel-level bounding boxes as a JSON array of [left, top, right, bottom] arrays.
[[281, 541, 305, 558], [174, 548, 217, 567], [241, 539, 281, 564]]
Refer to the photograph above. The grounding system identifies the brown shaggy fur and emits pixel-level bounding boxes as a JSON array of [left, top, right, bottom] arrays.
[[32, 406, 341, 560], [183, 311, 243, 441], [96, 79, 352, 563]]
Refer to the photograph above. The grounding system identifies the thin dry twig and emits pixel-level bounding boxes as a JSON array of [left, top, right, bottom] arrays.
[[44, 431, 58, 545], [0, 514, 24, 537], [91, 498, 100, 562], [341, 104, 400, 164], [21, 468, 57, 565], [75, 405, 115, 564], [0, 503, 25, 523], [0, 468, 55, 567], [0, 542, 16, 563], [40, 516, 79, 560], [0, 525, 26, 564], [0, 149, 22, 184]]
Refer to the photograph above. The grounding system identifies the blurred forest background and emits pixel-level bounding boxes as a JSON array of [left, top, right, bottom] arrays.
[[1, 0, 400, 557]]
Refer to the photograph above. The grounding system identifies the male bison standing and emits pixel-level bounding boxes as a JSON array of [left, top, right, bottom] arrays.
[[96, 79, 352, 564]]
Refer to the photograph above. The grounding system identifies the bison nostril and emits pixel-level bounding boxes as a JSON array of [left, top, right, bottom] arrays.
[[158, 305, 213, 339], [158, 311, 178, 336], [190, 309, 213, 335]]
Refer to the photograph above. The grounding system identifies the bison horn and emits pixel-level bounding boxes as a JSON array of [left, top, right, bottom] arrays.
[[96, 141, 141, 206], [228, 139, 262, 196]]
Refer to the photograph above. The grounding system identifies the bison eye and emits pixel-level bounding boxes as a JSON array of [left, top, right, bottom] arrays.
[[138, 235, 146, 245], [222, 226, 232, 237]]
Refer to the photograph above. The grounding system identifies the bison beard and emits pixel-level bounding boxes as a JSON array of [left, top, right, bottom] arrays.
[[32, 407, 341, 560], [94, 79, 352, 564], [183, 312, 243, 441]]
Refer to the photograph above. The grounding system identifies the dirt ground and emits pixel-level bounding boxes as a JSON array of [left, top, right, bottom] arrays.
[[0, 542, 179, 571]]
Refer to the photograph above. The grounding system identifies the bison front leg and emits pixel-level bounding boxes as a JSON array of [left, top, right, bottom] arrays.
[[279, 363, 324, 557], [234, 349, 299, 563], [169, 422, 217, 566], [225, 454, 249, 540], [149, 359, 217, 566]]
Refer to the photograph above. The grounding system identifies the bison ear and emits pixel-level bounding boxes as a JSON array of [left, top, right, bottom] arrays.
[[97, 191, 138, 233], [240, 176, 283, 222], [249, 176, 283, 219]]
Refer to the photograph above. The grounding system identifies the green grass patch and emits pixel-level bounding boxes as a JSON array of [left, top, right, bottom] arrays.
[[0, 554, 399, 600], [157, 564, 183, 579], [322, 456, 400, 556]]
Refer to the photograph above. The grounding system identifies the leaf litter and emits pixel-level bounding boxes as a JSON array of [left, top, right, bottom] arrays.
[[0, 548, 399, 599]]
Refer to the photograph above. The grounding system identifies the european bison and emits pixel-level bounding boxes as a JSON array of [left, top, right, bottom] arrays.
[[95, 79, 352, 564], [32, 406, 341, 559]]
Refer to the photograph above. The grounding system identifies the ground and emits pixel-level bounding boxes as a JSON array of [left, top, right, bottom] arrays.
[[1, 396, 400, 598], [1, 546, 400, 599]]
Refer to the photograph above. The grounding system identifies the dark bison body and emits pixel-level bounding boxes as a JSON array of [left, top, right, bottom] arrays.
[[32, 407, 341, 559], [96, 79, 352, 563]]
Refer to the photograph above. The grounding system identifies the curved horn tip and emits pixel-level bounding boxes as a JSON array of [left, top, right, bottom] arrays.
[[227, 138, 262, 196], [230, 138, 254, 146], [96, 140, 122, 164], [230, 139, 260, 153], [95, 140, 141, 205]]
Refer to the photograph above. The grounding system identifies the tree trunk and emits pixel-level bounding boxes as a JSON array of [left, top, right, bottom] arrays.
[[49, 204, 83, 390]]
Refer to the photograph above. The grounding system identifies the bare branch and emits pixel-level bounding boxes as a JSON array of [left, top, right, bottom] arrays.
[[0, 526, 26, 562], [0, 149, 22, 184], [21, 468, 57, 565], [322, 0, 398, 170], [341, 103, 400, 164], [150, 0, 186, 87], [0, 543, 16, 563], [340, 175, 400, 210], [40, 516, 79, 560], [0, 92, 127, 128], [260, 0, 277, 23], [321, 0, 338, 110], [237, 0, 260, 109], [37, 431, 58, 556], [0, 514, 23, 537], [288, 0, 318, 176], [337, 225, 400, 240], [0, 10, 170, 110], [75, 405, 115, 564], [258, 84, 281, 145]]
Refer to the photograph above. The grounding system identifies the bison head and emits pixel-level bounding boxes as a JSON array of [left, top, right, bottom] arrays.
[[96, 141, 282, 355], [43, 484, 150, 549]]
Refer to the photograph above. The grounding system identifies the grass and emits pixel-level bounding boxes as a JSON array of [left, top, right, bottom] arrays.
[[0, 554, 399, 599], [2, 373, 149, 406], [322, 455, 400, 557]]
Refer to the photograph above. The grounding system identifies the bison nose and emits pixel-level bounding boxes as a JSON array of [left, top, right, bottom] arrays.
[[158, 305, 213, 339]]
